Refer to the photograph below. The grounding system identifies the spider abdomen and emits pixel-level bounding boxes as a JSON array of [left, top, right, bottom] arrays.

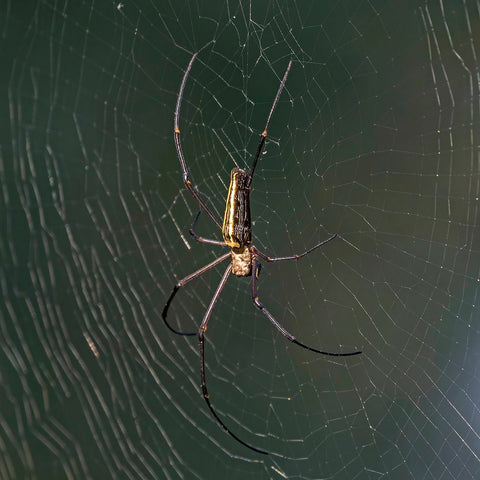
[[222, 168, 252, 249]]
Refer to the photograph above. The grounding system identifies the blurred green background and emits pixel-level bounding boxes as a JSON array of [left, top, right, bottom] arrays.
[[1, 1, 479, 479]]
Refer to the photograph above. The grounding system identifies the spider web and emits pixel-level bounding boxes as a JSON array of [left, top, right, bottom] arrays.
[[1, 0, 480, 478]]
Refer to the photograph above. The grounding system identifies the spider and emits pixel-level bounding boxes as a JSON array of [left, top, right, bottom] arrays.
[[163, 53, 362, 455]]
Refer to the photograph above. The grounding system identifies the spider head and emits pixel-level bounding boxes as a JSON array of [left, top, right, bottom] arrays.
[[231, 246, 252, 277]]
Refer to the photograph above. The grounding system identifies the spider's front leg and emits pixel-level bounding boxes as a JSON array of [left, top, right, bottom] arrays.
[[162, 252, 230, 336], [251, 258, 361, 357], [197, 263, 268, 455]]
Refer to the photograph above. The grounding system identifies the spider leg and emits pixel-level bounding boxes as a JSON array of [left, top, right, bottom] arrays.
[[174, 53, 222, 230], [252, 233, 337, 262], [189, 211, 227, 246], [199, 264, 268, 455], [162, 252, 230, 336], [247, 59, 292, 188], [251, 258, 361, 357]]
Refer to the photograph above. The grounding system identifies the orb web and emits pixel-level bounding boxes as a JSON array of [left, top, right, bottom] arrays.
[[1, 1, 479, 479]]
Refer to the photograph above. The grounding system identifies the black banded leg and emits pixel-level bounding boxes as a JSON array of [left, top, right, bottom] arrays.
[[251, 259, 361, 357], [198, 264, 268, 455], [174, 53, 223, 230], [189, 211, 227, 246], [247, 59, 293, 187], [162, 252, 231, 335], [253, 234, 337, 262]]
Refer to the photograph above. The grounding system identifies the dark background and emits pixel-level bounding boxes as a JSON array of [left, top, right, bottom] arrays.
[[1, 1, 479, 479]]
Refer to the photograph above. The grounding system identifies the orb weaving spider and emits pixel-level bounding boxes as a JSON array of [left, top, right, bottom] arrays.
[[163, 53, 362, 455]]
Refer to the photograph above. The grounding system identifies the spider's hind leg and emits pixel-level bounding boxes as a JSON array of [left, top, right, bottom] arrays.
[[174, 53, 223, 230], [247, 60, 292, 187]]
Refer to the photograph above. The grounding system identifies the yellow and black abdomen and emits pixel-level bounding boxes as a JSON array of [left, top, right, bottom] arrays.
[[222, 168, 252, 249]]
